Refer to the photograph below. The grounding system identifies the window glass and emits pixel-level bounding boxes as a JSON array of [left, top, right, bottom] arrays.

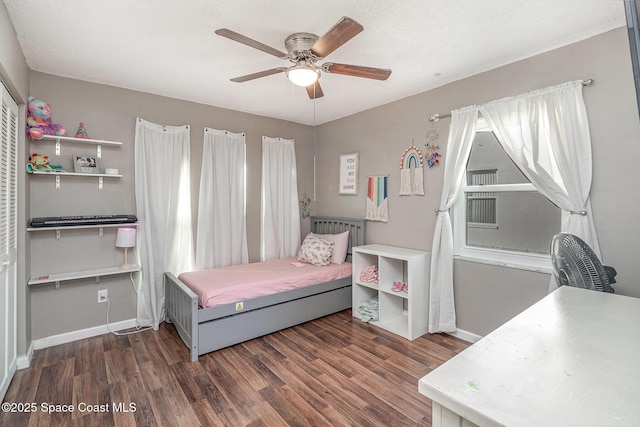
[[466, 191, 561, 254], [459, 131, 561, 259], [467, 132, 528, 185], [467, 170, 497, 226]]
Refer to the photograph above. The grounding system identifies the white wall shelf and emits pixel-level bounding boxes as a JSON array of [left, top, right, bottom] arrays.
[[28, 135, 138, 289], [38, 135, 123, 146], [28, 265, 141, 287], [37, 135, 123, 158], [28, 222, 138, 240], [352, 244, 430, 340], [27, 222, 138, 232], [28, 171, 122, 178], [28, 170, 122, 190]]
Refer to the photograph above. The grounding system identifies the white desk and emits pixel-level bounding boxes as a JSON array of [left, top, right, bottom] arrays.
[[419, 286, 640, 427]]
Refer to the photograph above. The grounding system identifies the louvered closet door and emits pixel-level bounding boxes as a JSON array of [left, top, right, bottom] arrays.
[[0, 81, 18, 401]]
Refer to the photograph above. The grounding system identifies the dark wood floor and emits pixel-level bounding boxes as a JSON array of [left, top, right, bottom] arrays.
[[1, 310, 469, 427]]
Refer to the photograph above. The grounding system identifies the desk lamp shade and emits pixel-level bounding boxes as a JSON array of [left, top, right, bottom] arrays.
[[116, 227, 136, 269]]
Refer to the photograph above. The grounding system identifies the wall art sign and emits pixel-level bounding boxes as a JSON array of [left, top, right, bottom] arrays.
[[339, 152, 359, 195]]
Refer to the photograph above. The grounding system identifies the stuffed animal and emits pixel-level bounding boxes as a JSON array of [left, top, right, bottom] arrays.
[[26, 153, 65, 173], [26, 97, 66, 140], [75, 122, 90, 139]]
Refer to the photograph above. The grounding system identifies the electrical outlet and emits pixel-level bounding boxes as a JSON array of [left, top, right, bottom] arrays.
[[97, 289, 108, 303]]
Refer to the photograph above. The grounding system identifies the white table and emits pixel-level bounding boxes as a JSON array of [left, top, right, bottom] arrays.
[[419, 286, 640, 427]]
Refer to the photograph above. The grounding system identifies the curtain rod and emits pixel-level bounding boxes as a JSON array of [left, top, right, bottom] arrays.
[[428, 79, 594, 122]]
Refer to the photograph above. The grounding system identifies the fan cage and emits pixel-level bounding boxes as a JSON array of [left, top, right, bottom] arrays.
[[550, 233, 614, 293]]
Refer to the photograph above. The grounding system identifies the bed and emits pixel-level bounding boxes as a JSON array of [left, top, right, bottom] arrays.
[[164, 216, 366, 361]]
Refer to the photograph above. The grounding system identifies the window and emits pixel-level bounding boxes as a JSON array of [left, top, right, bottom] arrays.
[[454, 130, 561, 271]]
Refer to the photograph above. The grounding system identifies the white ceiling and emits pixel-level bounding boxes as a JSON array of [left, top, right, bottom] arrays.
[[3, 0, 626, 125]]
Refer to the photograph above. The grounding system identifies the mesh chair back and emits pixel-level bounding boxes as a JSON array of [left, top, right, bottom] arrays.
[[550, 233, 614, 293]]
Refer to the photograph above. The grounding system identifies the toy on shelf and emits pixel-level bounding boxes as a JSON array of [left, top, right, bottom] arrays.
[[75, 122, 90, 139], [26, 153, 65, 173], [26, 97, 66, 140]]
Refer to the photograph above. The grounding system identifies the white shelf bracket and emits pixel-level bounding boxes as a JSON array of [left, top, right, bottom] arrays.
[[55, 139, 61, 156], [95, 276, 101, 284], [55, 175, 61, 189], [98, 227, 104, 237], [55, 229, 61, 240], [55, 281, 60, 290], [96, 144, 102, 158], [98, 176, 103, 190]]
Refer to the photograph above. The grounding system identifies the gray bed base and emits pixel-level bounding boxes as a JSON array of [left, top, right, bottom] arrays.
[[164, 216, 365, 362]]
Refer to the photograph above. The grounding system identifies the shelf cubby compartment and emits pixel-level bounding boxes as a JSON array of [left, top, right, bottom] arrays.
[[378, 256, 407, 295], [352, 251, 379, 287]]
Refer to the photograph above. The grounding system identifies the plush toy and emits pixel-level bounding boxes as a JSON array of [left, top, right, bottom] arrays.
[[75, 122, 90, 139], [26, 97, 66, 140], [26, 153, 65, 173]]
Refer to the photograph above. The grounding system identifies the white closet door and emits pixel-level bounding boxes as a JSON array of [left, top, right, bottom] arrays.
[[0, 80, 18, 401]]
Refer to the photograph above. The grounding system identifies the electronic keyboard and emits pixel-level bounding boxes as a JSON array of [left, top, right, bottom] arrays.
[[30, 214, 138, 228]]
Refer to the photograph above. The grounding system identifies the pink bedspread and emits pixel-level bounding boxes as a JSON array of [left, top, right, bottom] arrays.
[[178, 257, 352, 308]]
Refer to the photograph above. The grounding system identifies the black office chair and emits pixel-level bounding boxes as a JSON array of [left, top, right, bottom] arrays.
[[550, 233, 616, 293]]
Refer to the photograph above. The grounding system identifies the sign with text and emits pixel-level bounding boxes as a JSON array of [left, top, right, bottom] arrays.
[[339, 152, 359, 195]]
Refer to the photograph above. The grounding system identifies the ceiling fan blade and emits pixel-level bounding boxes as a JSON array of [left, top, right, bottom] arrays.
[[230, 68, 286, 82], [306, 81, 324, 99], [311, 16, 363, 58], [323, 63, 392, 80], [215, 28, 287, 58]]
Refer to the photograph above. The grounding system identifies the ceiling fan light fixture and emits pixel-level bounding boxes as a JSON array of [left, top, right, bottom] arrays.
[[286, 64, 320, 87]]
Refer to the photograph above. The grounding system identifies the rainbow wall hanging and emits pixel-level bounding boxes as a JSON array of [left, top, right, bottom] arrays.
[[399, 146, 424, 196], [365, 175, 389, 222]]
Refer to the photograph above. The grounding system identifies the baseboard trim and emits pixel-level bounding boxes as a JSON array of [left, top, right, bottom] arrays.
[[447, 328, 483, 343], [16, 319, 137, 369], [16, 342, 34, 370]]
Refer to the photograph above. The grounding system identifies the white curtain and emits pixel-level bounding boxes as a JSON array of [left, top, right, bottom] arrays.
[[260, 136, 301, 261], [135, 118, 193, 329], [479, 80, 599, 290], [195, 128, 248, 269], [429, 106, 479, 333]]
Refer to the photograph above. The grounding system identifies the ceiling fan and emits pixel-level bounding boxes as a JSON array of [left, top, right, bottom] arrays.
[[215, 16, 392, 99]]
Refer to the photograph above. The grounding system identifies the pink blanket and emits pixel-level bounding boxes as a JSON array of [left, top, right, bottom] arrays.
[[178, 257, 352, 308]]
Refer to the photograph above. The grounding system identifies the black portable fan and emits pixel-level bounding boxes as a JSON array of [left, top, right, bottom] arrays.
[[550, 233, 616, 293]]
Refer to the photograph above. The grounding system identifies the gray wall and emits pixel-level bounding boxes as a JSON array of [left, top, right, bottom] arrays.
[[1, 1, 30, 356], [27, 73, 315, 339], [315, 27, 640, 336]]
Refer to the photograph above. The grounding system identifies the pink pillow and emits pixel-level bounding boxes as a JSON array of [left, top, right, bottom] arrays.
[[298, 234, 334, 266], [312, 230, 350, 264]]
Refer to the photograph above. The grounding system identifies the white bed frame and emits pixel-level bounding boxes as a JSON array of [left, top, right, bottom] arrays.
[[164, 216, 366, 361]]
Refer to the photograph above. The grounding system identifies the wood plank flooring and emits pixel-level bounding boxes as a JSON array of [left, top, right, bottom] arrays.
[[1, 310, 469, 427]]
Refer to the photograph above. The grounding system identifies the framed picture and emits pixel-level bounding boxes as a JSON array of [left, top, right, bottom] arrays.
[[73, 154, 100, 174], [339, 152, 359, 195]]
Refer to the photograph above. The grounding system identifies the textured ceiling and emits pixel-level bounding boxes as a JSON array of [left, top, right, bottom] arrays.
[[3, 0, 626, 125]]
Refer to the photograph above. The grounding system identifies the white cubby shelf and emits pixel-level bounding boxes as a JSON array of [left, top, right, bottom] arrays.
[[352, 244, 431, 340]]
